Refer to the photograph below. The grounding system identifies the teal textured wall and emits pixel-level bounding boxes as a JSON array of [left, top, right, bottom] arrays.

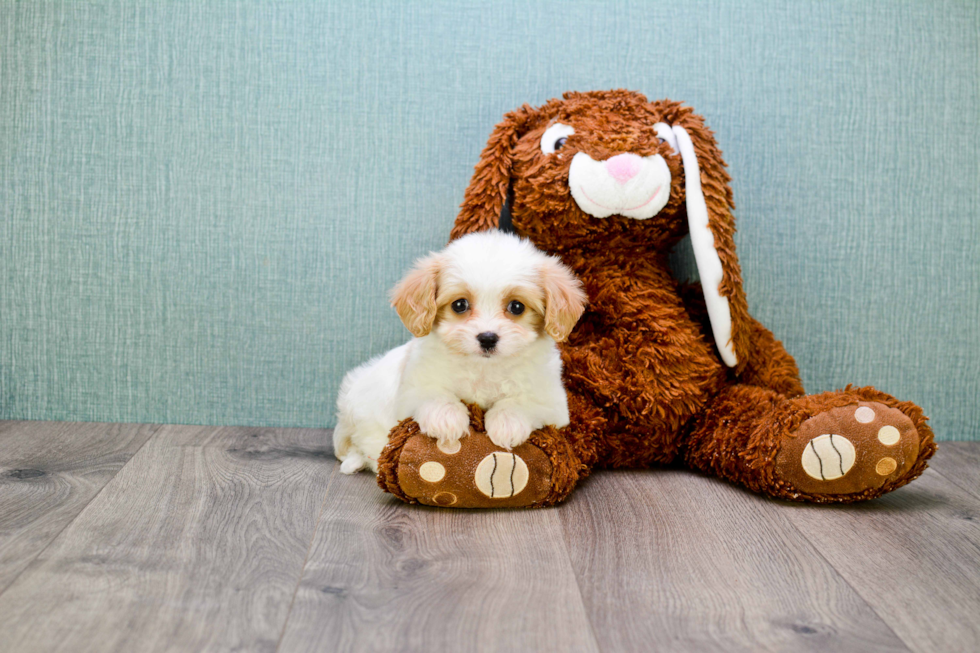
[[1, 1, 978, 438]]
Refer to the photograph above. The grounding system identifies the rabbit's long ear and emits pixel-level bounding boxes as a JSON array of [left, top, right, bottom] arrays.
[[671, 120, 752, 371], [450, 104, 538, 241]]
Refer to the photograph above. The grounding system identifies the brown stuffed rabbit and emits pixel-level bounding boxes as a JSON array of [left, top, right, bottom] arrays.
[[377, 90, 935, 508]]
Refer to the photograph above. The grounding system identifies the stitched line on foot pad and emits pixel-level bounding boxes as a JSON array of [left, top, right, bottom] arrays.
[[490, 453, 497, 498], [809, 440, 825, 480], [829, 435, 845, 477]]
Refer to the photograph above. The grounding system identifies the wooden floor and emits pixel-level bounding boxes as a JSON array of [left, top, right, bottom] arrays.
[[0, 422, 977, 652]]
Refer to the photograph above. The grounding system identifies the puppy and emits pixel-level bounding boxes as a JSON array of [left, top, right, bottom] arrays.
[[333, 230, 587, 474]]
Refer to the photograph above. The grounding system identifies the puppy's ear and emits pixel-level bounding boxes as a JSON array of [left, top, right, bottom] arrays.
[[539, 258, 587, 342], [390, 254, 441, 337], [450, 104, 538, 241]]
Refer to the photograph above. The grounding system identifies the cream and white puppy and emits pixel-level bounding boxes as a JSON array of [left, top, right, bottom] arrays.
[[333, 230, 587, 474]]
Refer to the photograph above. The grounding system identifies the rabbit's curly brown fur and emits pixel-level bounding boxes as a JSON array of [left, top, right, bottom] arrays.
[[380, 90, 935, 506]]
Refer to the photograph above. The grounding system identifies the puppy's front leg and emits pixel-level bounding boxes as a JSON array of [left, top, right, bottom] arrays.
[[485, 401, 535, 450], [415, 399, 470, 447]]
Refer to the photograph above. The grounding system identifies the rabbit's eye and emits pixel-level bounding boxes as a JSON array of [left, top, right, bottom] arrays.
[[654, 122, 678, 155], [540, 123, 575, 155]]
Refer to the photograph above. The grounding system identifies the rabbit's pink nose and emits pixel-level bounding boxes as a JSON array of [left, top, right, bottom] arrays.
[[606, 153, 642, 184]]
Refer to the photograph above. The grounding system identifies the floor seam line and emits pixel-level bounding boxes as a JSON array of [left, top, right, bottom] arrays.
[[930, 464, 980, 502], [275, 458, 340, 652], [556, 498, 610, 653], [0, 422, 163, 598], [776, 506, 915, 652]]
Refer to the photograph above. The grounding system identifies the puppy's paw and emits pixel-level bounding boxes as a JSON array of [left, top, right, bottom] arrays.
[[485, 408, 533, 450], [416, 400, 470, 446]]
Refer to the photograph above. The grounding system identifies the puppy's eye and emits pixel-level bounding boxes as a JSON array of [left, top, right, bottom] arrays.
[[540, 123, 575, 155], [507, 300, 525, 315], [451, 298, 469, 314]]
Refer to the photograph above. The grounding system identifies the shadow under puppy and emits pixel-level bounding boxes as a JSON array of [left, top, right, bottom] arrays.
[[334, 230, 587, 474]]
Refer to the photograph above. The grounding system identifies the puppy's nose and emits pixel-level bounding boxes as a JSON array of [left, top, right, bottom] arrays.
[[477, 332, 499, 351], [606, 153, 642, 184]]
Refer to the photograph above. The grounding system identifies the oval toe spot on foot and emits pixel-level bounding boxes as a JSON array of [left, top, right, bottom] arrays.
[[419, 461, 446, 482], [433, 492, 457, 506], [854, 406, 876, 423], [474, 452, 529, 498], [801, 434, 856, 481], [876, 457, 898, 476], [437, 440, 461, 455], [877, 425, 901, 446]]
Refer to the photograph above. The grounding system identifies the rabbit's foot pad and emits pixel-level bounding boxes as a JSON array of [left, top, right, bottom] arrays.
[[776, 402, 920, 495], [392, 431, 553, 508]]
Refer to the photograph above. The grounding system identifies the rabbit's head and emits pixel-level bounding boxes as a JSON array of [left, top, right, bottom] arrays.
[[451, 90, 749, 368]]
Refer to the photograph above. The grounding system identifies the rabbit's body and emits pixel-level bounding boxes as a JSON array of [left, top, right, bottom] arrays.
[[376, 91, 935, 508]]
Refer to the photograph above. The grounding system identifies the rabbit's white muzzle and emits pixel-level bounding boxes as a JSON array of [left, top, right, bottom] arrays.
[[568, 151, 672, 220]]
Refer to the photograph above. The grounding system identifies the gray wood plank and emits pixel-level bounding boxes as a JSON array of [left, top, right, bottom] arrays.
[[278, 470, 599, 653], [0, 421, 159, 594], [559, 469, 910, 653], [0, 425, 335, 653], [781, 466, 980, 652], [929, 442, 980, 500]]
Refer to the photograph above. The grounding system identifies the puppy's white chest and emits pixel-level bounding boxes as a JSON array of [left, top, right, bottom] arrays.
[[455, 369, 512, 408]]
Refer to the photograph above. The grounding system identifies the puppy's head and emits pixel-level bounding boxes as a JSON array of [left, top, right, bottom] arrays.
[[390, 231, 586, 357]]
